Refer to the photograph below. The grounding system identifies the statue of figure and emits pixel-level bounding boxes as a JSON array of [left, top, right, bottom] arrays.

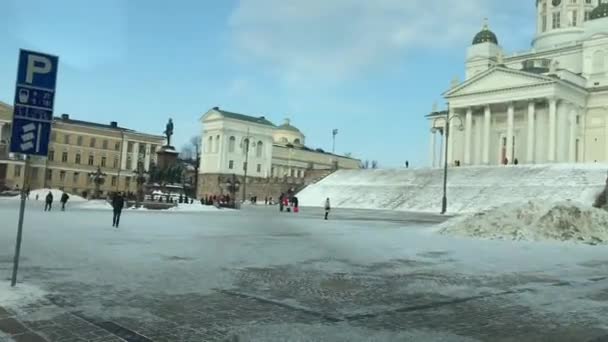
[[496, 51, 504, 65], [164, 118, 174, 146]]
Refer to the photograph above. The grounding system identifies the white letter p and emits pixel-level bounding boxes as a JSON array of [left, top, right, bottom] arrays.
[[26, 55, 52, 84]]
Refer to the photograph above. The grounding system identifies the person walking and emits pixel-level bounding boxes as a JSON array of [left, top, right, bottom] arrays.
[[279, 193, 285, 212], [112, 192, 125, 228], [60, 192, 70, 211], [324, 198, 331, 220], [44, 191, 53, 211]]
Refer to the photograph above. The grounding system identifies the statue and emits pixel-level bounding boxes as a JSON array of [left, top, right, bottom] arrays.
[[164, 118, 174, 147]]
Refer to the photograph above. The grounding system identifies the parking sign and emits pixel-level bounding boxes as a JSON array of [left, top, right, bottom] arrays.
[[9, 50, 59, 156]]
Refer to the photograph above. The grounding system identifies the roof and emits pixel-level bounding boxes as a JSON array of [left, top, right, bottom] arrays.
[[214, 108, 276, 127], [590, 2, 608, 20], [276, 119, 302, 133], [273, 143, 358, 160], [55, 116, 132, 132]]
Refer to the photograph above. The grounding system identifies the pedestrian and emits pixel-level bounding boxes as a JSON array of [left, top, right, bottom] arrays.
[[60, 192, 70, 211], [279, 193, 285, 212], [514, 158, 519, 165], [405, 160, 409, 168], [293, 196, 299, 213], [44, 191, 53, 211], [112, 192, 125, 228], [35, 194, 39, 201], [324, 198, 331, 220], [26, 187, 30, 200]]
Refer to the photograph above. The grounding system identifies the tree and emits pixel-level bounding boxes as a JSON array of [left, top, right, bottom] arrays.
[[180, 136, 201, 197]]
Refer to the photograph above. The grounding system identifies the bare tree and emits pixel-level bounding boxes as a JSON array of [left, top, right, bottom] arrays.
[[180, 136, 201, 198]]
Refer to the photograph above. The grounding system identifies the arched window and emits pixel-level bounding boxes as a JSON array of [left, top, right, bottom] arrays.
[[228, 136, 236, 153], [593, 50, 605, 74], [243, 138, 250, 155], [215, 135, 220, 153], [280, 137, 288, 143], [256, 141, 263, 157], [294, 138, 301, 145]]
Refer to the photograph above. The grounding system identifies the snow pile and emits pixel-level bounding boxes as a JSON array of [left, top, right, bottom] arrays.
[[166, 203, 227, 212], [76, 200, 113, 210], [298, 164, 607, 213], [0, 283, 47, 308], [439, 200, 608, 244], [10, 188, 87, 202]]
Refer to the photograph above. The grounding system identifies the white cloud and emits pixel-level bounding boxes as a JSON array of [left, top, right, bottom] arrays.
[[229, 0, 527, 82]]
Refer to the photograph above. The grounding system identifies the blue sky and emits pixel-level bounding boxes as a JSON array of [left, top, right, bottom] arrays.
[[0, 0, 534, 167]]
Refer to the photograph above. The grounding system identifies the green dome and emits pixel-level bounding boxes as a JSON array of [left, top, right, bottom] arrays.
[[590, 2, 608, 20], [472, 21, 498, 45]]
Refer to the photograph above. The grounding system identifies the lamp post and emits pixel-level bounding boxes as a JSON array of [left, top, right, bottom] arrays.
[[432, 104, 463, 215], [241, 129, 254, 203], [88, 166, 107, 199], [332, 129, 338, 154]]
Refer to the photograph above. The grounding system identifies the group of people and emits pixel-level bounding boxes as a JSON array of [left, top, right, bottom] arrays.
[[39, 190, 125, 228], [278, 193, 299, 213], [42, 191, 70, 212]]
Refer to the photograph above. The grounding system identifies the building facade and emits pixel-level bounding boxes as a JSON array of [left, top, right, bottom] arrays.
[[0, 103, 165, 197], [198, 107, 360, 198], [429, 1, 608, 166]]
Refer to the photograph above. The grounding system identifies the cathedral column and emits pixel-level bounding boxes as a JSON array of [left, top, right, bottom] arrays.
[[133, 142, 141, 169], [429, 129, 436, 168], [569, 108, 577, 163], [548, 98, 558, 162], [464, 107, 473, 165], [144, 143, 151, 171], [483, 105, 491, 164], [506, 102, 514, 164], [526, 101, 535, 164], [447, 108, 456, 166]]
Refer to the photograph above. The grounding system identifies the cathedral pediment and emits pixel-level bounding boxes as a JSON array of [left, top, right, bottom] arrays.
[[445, 67, 556, 97]]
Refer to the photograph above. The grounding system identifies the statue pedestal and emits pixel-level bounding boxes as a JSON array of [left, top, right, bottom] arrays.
[[157, 146, 179, 170]]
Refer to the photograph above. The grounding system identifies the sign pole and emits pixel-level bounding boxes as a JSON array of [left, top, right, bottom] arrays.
[[11, 156, 30, 287]]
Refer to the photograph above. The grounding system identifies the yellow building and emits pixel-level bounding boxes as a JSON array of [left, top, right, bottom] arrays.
[[0, 102, 165, 197]]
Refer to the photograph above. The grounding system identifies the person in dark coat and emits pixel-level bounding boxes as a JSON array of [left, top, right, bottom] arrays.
[[279, 193, 285, 212], [44, 191, 53, 211], [112, 192, 125, 228], [324, 198, 331, 220], [60, 192, 70, 211]]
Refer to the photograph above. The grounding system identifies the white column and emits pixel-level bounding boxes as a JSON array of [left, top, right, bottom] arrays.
[[569, 109, 577, 163], [144, 143, 151, 171], [526, 101, 535, 164], [121, 138, 128, 169], [0, 122, 4, 142], [506, 102, 514, 164], [464, 107, 473, 165], [133, 142, 140, 169], [474, 118, 482, 164], [430, 130, 437, 168], [483, 105, 491, 164], [447, 109, 455, 166], [548, 98, 557, 162]]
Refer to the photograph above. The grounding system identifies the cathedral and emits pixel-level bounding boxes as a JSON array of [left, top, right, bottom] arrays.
[[429, 0, 608, 166]]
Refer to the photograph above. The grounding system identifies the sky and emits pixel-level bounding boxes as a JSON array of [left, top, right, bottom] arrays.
[[0, 0, 535, 167]]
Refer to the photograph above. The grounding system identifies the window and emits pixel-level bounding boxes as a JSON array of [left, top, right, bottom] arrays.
[[257, 164, 261, 173], [229, 136, 236, 152], [585, 11, 591, 21], [229, 160, 234, 169], [113, 157, 119, 169], [48, 150, 54, 161], [77, 136, 83, 146], [62, 152, 68, 163], [243, 162, 248, 171], [14, 165, 21, 177], [30, 167, 38, 180], [215, 135, 220, 153], [90, 138, 96, 148], [126, 156, 132, 170], [64, 134, 70, 144], [542, 15, 547, 32], [243, 138, 250, 155], [586, 0, 592, 4], [103, 140, 108, 149], [297, 170, 302, 178], [294, 139, 301, 145], [51, 131, 57, 142], [271, 167, 275, 177], [111, 176, 117, 186], [101, 156, 107, 167], [115, 142, 121, 151], [571, 10, 578, 26], [46, 169, 52, 181], [88, 155, 94, 166], [207, 136, 213, 153], [127, 142, 134, 152], [125, 177, 131, 188], [73, 172, 79, 183], [59, 171, 66, 182], [139, 144, 145, 155], [280, 137, 288, 143], [256, 141, 263, 157], [75, 153, 81, 164], [552, 12, 561, 29], [290, 169, 295, 177]]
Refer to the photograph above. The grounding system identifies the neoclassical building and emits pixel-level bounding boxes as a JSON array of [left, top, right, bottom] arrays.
[[429, 0, 608, 166], [198, 107, 360, 198]]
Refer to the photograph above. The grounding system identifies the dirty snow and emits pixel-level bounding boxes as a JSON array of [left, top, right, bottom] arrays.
[[298, 164, 607, 213], [75, 200, 113, 210], [8, 188, 86, 202], [0, 282, 47, 309], [438, 200, 608, 244]]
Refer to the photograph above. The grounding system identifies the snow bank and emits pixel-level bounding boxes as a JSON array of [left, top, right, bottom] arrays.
[[439, 200, 608, 244], [166, 203, 227, 212], [9, 188, 86, 202], [0, 283, 47, 308], [75, 200, 112, 210], [298, 164, 607, 213]]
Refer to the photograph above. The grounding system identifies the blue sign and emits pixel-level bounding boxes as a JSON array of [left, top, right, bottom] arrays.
[[10, 50, 58, 156]]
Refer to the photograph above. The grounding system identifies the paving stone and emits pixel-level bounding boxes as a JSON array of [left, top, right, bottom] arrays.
[[0, 318, 28, 336]]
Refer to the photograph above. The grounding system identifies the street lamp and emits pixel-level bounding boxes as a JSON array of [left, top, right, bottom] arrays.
[[88, 166, 107, 199], [332, 129, 338, 154], [241, 129, 254, 203], [432, 104, 464, 215], [134, 161, 149, 207]]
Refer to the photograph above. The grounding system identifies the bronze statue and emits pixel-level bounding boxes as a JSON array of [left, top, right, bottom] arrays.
[[164, 118, 174, 146]]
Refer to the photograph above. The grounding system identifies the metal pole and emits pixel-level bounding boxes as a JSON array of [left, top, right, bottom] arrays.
[[11, 156, 29, 286], [332, 133, 336, 154], [242, 138, 249, 202], [441, 106, 450, 215]]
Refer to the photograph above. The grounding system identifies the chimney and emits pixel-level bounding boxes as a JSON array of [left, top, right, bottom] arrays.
[[61, 114, 69, 120], [110, 121, 118, 128]]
